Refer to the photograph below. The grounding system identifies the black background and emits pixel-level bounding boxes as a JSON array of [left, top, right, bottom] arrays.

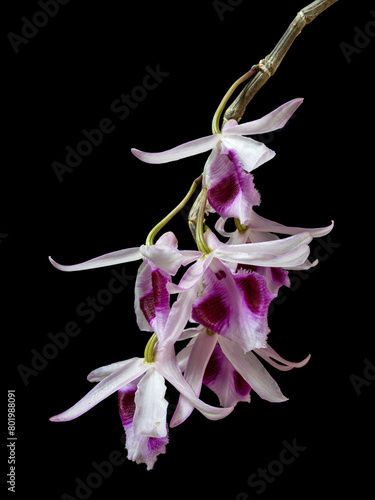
[[3, 1, 374, 499]]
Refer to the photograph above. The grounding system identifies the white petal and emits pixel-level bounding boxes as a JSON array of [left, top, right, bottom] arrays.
[[158, 284, 198, 348], [223, 98, 303, 136], [221, 135, 275, 173], [156, 347, 234, 423], [131, 134, 220, 164], [50, 358, 148, 421], [254, 344, 311, 372], [170, 331, 218, 426], [87, 359, 133, 382], [219, 337, 287, 402], [140, 244, 183, 276], [250, 211, 334, 238], [215, 232, 313, 268], [49, 247, 142, 272], [133, 367, 168, 438]]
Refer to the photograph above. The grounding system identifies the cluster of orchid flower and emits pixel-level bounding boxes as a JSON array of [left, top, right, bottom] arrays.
[[49, 73, 333, 469]]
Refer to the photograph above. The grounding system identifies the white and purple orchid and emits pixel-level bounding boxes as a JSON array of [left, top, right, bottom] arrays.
[[132, 98, 303, 225], [172, 324, 311, 426], [49, 77, 333, 470]]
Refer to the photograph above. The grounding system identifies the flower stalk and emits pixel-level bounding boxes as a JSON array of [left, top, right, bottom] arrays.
[[145, 175, 202, 246], [195, 188, 211, 254], [211, 66, 259, 135]]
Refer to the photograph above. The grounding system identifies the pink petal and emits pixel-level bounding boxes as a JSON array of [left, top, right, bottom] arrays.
[[131, 134, 219, 164], [205, 146, 261, 225], [135, 262, 171, 333], [191, 258, 275, 352], [222, 98, 303, 136], [238, 264, 290, 295], [203, 342, 251, 407]]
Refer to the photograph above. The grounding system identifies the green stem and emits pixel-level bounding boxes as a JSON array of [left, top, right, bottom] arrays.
[[145, 175, 202, 246], [211, 65, 259, 135], [144, 333, 158, 363], [195, 188, 211, 254]]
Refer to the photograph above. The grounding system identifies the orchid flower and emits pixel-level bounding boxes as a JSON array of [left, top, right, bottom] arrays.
[[132, 98, 303, 225], [50, 286, 234, 470], [167, 229, 314, 352], [171, 325, 311, 426], [49, 231, 201, 276], [49, 232, 202, 333], [215, 211, 334, 294]]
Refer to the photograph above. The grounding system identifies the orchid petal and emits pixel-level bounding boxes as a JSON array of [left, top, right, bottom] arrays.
[[249, 211, 334, 238], [221, 135, 275, 173], [87, 360, 132, 382], [192, 259, 274, 352], [215, 232, 313, 268], [254, 344, 311, 371], [49, 247, 142, 272], [176, 339, 195, 373], [203, 342, 251, 407], [131, 134, 219, 164], [170, 330, 218, 427], [178, 324, 206, 342], [158, 283, 198, 348], [167, 253, 214, 293], [223, 98, 303, 136], [155, 231, 178, 249], [156, 347, 234, 424], [118, 381, 168, 470], [133, 367, 168, 438], [134, 262, 154, 332], [219, 337, 288, 402], [50, 358, 148, 421], [140, 244, 183, 276], [179, 250, 204, 266], [204, 146, 260, 225], [244, 266, 290, 295], [135, 261, 171, 333]]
